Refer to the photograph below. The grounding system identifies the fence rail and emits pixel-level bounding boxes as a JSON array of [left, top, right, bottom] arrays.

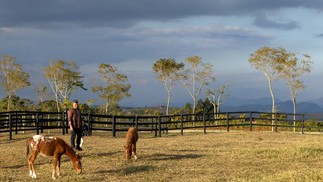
[[0, 111, 323, 140]]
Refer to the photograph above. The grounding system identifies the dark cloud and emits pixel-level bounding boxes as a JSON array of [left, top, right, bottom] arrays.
[[253, 13, 300, 30], [1, 0, 323, 29]]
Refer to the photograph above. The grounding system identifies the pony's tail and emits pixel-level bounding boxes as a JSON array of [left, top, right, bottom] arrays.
[[26, 138, 30, 160]]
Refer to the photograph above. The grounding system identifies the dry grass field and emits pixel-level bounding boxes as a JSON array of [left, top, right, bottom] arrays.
[[1, 131, 323, 182]]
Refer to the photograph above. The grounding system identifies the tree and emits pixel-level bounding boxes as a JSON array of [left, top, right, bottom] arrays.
[[0, 55, 31, 111], [248, 47, 291, 114], [195, 98, 213, 114], [33, 84, 51, 110], [249, 47, 295, 132], [37, 100, 58, 112], [34, 84, 50, 103], [279, 53, 313, 131], [91, 63, 131, 115], [196, 98, 205, 114], [152, 58, 184, 115], [43, 60, 86, 112], [181, 56, 215, 116], [183, 103, 192, 114], [0, 95, 33, 111], [206, 85, 229, 118]]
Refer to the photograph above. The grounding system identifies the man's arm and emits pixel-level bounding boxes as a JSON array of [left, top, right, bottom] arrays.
[[67, 109, 74, 131]]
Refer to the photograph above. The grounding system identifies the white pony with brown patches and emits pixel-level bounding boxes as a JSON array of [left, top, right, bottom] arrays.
[[125, 127, 139, 160], [26, 135, 82, 179]]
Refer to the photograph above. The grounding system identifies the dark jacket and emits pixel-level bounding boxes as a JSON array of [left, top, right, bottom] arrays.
[[67, 108, 82, 129]]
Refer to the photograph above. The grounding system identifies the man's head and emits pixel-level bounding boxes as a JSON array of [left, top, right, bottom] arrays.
[[72, 100, 79, 109]]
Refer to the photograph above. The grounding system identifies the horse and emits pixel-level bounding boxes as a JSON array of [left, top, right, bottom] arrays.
[[26, 135, 82, 179], [80, 123, 89, 148], [124, 127, 138, 160]]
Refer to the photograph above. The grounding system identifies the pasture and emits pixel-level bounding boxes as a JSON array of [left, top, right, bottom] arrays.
[[1, 131, 323, 181]]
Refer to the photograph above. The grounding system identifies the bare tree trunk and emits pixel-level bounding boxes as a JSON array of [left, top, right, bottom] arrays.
[[212, 103, 217, 125], [166, 90, 171, 115], [7, 94, 11, 112], [192, 97, 196, 126], [292, 97, 296, 132], [105, 102, 109, 114], [267, 78, 276, 132], [55, 97, 60, 112]]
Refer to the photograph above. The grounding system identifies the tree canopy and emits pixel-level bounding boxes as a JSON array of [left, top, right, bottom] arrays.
[[43, 60, 86, 112], [152, 58, 184, 115], [0, 55, 31, 111], [92, 63, 131, 115], [181, 55, 215, 115], [249, 47, 291, 113]]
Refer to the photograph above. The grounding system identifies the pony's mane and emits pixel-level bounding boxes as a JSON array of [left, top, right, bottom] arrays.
[[58, 137, 78, 159]]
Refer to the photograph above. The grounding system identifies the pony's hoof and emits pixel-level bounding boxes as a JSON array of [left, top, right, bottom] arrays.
[[30, 172, 37, 179]]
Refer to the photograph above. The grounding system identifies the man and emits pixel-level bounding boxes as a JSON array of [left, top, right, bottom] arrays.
[[67, 99, 83, 151]]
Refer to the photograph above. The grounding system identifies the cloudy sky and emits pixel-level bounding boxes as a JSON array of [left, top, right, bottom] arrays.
[[1, 0, 323, 107]]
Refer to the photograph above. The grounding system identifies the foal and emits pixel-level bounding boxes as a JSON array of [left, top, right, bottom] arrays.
[[26, 135, 82, 179], [125, 127, 138, 160]]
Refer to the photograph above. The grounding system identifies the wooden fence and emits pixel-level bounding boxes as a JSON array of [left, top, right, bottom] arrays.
[[1, 111, 323, 140]]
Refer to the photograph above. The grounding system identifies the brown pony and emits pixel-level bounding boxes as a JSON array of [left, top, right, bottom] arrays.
[[125, 127, 138, 160], [26, 135, 82, 179]]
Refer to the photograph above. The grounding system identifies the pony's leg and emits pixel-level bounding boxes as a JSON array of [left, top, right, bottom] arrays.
[[28, 150, 39, 178], [132, 143, 138, 159], [80, 137, 83, 148], [52, 155, 59, 180], [57, 155, 62, 177]]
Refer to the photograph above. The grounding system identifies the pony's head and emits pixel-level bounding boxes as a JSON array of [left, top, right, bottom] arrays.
[[124, 145, 132, 160], [73, 154, 82, 174]]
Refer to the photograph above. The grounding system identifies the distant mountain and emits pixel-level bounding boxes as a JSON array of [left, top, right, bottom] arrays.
[[226, 97, 282, 106], [122, 96, 323, 114], [277, 101, 323, 113], [307, 97, 323, 108], [221, 99, 323, 113]]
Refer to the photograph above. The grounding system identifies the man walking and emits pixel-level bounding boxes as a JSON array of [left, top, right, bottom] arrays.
[[68, 99, 83, 151]]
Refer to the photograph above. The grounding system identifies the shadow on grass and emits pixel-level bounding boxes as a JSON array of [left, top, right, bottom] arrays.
[[94, 165, 156, 175], [81, 151, 120, 158], [1, 164, 26, 169], [148, 153, 204, 161], [0, 137, 28, 144], [171, 149, 199, 152]]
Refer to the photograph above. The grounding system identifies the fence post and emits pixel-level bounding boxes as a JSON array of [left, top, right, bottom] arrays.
[[36, 113, 39, 135], [301, 114, 305, 134], [275, 113, 278, 132], [87, 112, 92, 136], [112, 115, 116, 137], [154, 117, 157, 137], [64, 111, 68, 134], [62, 111, 65, 135], [9, 113, 12, 140], [249, 112, 253, 132], [15, 112, 18, 134], [180, 115, 183, 136], [135, 115, 138, 128], [226, 112, 230, 132], [203, 113, 206, 134], [158, 116, 161, 137], [40, 114, 44, 134], [150, 117, 153, 134]]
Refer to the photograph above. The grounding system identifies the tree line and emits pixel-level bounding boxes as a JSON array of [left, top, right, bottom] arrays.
[[0, 46, 313, 116]]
